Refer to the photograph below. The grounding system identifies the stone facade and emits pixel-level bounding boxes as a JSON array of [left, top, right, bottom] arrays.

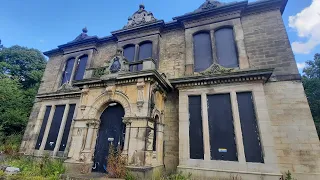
[[20, 0, 320, 179]]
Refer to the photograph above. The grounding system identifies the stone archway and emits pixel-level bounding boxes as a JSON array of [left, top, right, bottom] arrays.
[[87, 91, 132, 121]]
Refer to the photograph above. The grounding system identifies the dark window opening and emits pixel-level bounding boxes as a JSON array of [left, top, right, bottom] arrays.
[[138, 42, 152, 60], [45, 105, 66, 151], [61, 58, 75, 85], [215, 28, 238, 68], [74, 55, 88, 81], [189, 96, 204, 159], [123, 45, 135, 72], [237, 92, 264, 163], [193, 32, 213, 72], [59, 104, 76, 151], [153, 115, 159, 151], [207, 94, 237, 161], [35, 106, 52, 150]]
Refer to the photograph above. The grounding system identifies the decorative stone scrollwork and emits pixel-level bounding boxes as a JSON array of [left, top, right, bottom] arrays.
[[195, 0, 224, 12], [199, 63, 235, 75], [136, 79, 145, 110], [124, 4, 157, 29], [86, 120, 100, 128]]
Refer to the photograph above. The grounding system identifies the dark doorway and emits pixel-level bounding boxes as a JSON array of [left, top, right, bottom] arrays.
[[92, 103, 125, 173]]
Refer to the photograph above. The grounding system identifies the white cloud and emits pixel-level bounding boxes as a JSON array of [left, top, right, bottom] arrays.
[[289, 0, 320, 54], [296, 62, 306, 70], [39, 39, 45, 43]]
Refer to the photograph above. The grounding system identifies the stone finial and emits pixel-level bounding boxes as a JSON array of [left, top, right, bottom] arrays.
[[123, 4, 157, 29], [196, 0, 224, 12], [82, 27, 88, 33]]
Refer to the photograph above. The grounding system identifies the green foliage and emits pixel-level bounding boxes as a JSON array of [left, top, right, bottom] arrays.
[[0, 133, 22, 155], [281, 171, 296, 180], [125, 171, 137, 180], [302, 53, 320, 137], [160, 172, 192, 180], [0, 45, 46, 148], [107, 144, 127, 178], [1, 155, 65, 180]]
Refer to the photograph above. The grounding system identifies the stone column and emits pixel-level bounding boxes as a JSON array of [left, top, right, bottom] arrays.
[[201, 93, 211, 161], [122, 119, 132, 155], [230, 91, 246, 164], [53, 104, 70, 156], [39, 105, 56, 152], [84, 120, 100, 151], [69, 57, 79, 85]]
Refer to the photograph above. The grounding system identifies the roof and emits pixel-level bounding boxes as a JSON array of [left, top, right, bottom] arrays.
[[43, 0, 288, 56]]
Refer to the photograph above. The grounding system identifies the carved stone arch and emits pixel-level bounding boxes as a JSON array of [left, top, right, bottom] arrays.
[[87, 91, 132, 120], [151, 108, 162, 123]]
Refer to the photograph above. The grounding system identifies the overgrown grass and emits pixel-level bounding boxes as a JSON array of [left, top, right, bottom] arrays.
[[0, 155, 65, 180], [0, 133, 22, 155]]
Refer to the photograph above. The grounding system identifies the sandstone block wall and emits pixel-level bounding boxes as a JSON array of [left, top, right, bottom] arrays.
[[242, 10, 299, 77], [92, 41, 117, 68], [264, 81, 320, 179], [159, 29, 186, 79], [163, 92, 179, 172]]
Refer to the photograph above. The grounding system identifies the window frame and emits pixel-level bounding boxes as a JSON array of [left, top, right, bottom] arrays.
[[178, 83, 277, 174], [192, 31, 214, 72]]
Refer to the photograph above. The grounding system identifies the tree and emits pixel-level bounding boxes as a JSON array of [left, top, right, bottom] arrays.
[[0, 45, 46, 141], [0, 45, 46, 89], [302, 53, 320, 137]]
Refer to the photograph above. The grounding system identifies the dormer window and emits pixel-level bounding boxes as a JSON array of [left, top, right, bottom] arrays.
[[74, 55, 88, 81], [61, 55, 88, 85], [122, 41, 153, 72], [61, 58, 75, 85]]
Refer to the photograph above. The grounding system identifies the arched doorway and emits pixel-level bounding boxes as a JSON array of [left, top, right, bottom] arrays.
[[92, 102, 125, 173]]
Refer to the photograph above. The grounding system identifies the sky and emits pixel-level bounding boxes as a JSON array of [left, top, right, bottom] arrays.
[[1, 0, 319, 73]]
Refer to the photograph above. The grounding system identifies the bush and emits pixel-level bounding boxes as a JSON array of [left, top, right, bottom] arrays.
[[0, 133, 22, 155], [107, 144, 127, 178], [0, 155, 65, 180]]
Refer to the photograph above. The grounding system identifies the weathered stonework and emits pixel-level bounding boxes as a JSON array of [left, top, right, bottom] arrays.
[[21, 0, 320, 179]]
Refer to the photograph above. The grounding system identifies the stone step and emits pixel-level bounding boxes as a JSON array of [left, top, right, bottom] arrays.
[[60, 172, 124, 180]]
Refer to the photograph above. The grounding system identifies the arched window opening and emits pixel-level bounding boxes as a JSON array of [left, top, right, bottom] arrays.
[[74, 55, 88, 81], [193, 32, 213, 72], [215, 28, 238, 68], [153, 115, 159, 151], [138, 42, 152, 71], [61, 58, 75, 85], [123, 45, 136, 72]]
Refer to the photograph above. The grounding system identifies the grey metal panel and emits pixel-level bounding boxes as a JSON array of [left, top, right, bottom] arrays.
[[207, 94, 237, 161], [215, 28, 238, 68], [193, 32, 213, 72], [59, 104, 76, 151], [188, 96, 204, 159], [35, 106, 51, 150], [44, 105, 66, 151], [237, 92, 264, 163]]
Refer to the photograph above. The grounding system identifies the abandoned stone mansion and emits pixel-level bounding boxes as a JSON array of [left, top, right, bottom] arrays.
[[20, 0, 320, 179]]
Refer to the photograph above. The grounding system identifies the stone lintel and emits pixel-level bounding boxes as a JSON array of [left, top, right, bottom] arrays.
[[36, 91, 81, 100], [170, 68, 273, 88]]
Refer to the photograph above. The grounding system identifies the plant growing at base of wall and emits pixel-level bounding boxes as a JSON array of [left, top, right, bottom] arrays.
[[107, 144, 127, 178], [280, 171, 297, 180]]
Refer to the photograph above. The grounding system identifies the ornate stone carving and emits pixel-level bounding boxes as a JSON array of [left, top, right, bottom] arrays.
[[72, 27, 94, 42], [196, 0, 224, 12], [136, 79, 145, 110], [57, 83, 79, 93], [199, 63, 235, 75], [100, 49, 129, 79], [124, 4, 157, 29]]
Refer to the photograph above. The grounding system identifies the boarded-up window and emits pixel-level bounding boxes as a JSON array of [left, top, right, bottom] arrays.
[[215, 28, 238, 68], [207, 94, 237, 161], [35, 106, 51, 150], [59, 104, 76, 151], [45, 105, 66, 151], [188, 96, 204, 159], [193, 32, 213, 72], [123, 45, 136, 72], [74, 55, 88, 81], [61, 58, 75, 84], [237, 92, 264, 163], [138, 42, 152, 60]]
